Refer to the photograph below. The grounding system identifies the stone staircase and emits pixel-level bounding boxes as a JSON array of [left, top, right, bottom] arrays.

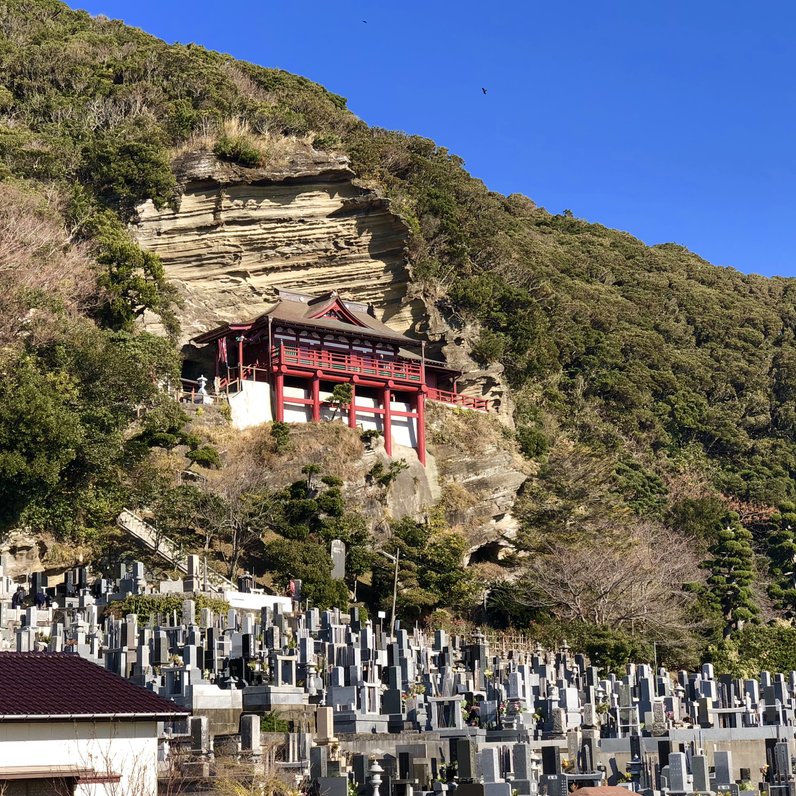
[[116, 509, 236, 594]]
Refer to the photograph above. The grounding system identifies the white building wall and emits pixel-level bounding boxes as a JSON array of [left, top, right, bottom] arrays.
[[269, 379, 418, 450], [283, 384, 312, 423], [391, 399, 417, 448], [228, 380, 272, 430], [355, 412, 383, 434], [0, 720, 158, 796], [223, 590, 292, 613]]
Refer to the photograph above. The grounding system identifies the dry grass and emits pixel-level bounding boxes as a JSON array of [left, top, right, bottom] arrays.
[[170, 115, 317, 171], [200, 418, 365, 491], [427, 401, 533, 479], [210, 738, 302, 796], [440, 480, 481, 514], [426, 401, 511, 456]]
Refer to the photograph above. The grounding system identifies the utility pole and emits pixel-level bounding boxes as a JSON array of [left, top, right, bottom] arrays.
[[378, 549, 400, 637], [391, 548, 400, 637]]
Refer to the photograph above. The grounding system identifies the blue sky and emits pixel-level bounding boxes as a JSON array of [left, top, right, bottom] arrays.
[[75, 0, 796, 277]]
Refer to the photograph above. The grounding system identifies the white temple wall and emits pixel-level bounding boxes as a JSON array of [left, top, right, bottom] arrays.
[[229, 380, 273, 429], [283, 383, 312, 423], [267, 377, 419, 450], [392, 414, 418, 448]]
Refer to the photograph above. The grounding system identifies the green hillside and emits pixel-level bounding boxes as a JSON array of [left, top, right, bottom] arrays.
[[3, 0, 796, 668]]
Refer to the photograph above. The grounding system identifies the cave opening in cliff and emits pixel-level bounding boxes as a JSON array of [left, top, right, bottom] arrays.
[[467, 541, 505, 566]]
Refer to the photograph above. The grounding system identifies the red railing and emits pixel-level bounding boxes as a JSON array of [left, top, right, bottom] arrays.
[[218, 365, 270, 393], [213, 347, 490, 412], [427, 387, 490, 412], [273, 344, 423, 384]]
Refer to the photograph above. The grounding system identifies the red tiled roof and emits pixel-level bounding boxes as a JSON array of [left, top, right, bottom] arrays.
[[0, 653, 190, 720]]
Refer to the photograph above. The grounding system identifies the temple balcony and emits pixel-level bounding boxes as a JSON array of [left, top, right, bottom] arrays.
[[272, 343, 423, 385], [427, 387, 490, 412], [211, 344, 491, 416]]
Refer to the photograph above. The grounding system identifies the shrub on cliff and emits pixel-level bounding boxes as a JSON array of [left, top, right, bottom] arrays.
[[213, 133, 263, 167]]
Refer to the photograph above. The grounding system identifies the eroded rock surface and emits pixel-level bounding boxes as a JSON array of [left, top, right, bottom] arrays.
[[0, 530, 45, 580], [132, 151, 526, 562], [412, 281, 515, 425], [133, 151, 423, 344], [425, 404, 530, 557]]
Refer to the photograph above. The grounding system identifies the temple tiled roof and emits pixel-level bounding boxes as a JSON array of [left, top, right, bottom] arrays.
[[193, 288, 417, 346], [0, 652, 190, 720]]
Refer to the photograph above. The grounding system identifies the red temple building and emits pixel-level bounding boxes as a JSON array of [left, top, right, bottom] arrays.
[[192, 287, 489, 465]]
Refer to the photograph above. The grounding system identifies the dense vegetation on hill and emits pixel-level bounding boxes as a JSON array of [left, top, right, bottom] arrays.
[[4, 0, 796, 668]]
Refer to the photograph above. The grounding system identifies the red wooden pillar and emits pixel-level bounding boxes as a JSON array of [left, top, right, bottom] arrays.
[[383, 383, 393, 457], [238, 336, 245, 382], [348, 382, 357, 429], [275, 370, 285, 422], [311, 372, 321, 422], [416, 390, 426, 466]]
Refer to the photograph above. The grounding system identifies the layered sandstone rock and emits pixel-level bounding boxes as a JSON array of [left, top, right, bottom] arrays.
[[133, 150, 423, 345], [132, 150, 524, 557]]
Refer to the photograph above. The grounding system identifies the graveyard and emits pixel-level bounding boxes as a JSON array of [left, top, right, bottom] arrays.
[[2, 558, 796, 796], [8, 6, 796, 795]]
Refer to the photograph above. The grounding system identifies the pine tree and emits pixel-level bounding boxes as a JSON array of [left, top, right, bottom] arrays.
[[766, 504, 796, 617], [702, 514, 758, 636]]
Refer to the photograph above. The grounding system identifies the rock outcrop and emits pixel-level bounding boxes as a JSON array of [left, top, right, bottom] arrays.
[[405, 278, 515, 424], [132, 150, 526, 562], [425, 403, 530, 558], [0, 530, 46, 580], [133, 150, 424, 345]]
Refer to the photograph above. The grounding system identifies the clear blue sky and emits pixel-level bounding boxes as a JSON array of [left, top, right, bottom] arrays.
[[74, 0, 796, 277]]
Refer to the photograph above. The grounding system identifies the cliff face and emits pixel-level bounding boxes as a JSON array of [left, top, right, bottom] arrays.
[[133, 150, 525, 557], [133, 149, 513, 421], [133, 150, 423, 345], [425, 403, 530, 558], [219, 414, 527, 563]]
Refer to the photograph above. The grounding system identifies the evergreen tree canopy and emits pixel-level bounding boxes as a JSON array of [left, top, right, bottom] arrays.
[[702, 514, 758, 636], [767, 504, 796, 617]]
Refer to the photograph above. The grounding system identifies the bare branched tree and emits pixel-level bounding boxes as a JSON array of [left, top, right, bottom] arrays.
[[0, 184, 94, 347], [212, 459, 276, 579], [522, 522, 701, 637]]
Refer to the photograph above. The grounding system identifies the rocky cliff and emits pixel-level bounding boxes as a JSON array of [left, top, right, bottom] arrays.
[[133, 150, 423, 345], [132, 148, 525, 557], [215, 410, 528, 566]]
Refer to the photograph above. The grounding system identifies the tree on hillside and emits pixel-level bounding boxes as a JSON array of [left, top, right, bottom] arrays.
[[0, 184, 94, 347], [0, 325, 180, 538], [371, 517, 478, 621], [259, 471, 373, 602], [766, 503, 796, 617], [151, 484, 227, 553], [263, 538, 348, 609], [701, 514, 759, 636], [517, 443, 631, 548], [509, 522, 698, 635], [213, 489, 275, 580]]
